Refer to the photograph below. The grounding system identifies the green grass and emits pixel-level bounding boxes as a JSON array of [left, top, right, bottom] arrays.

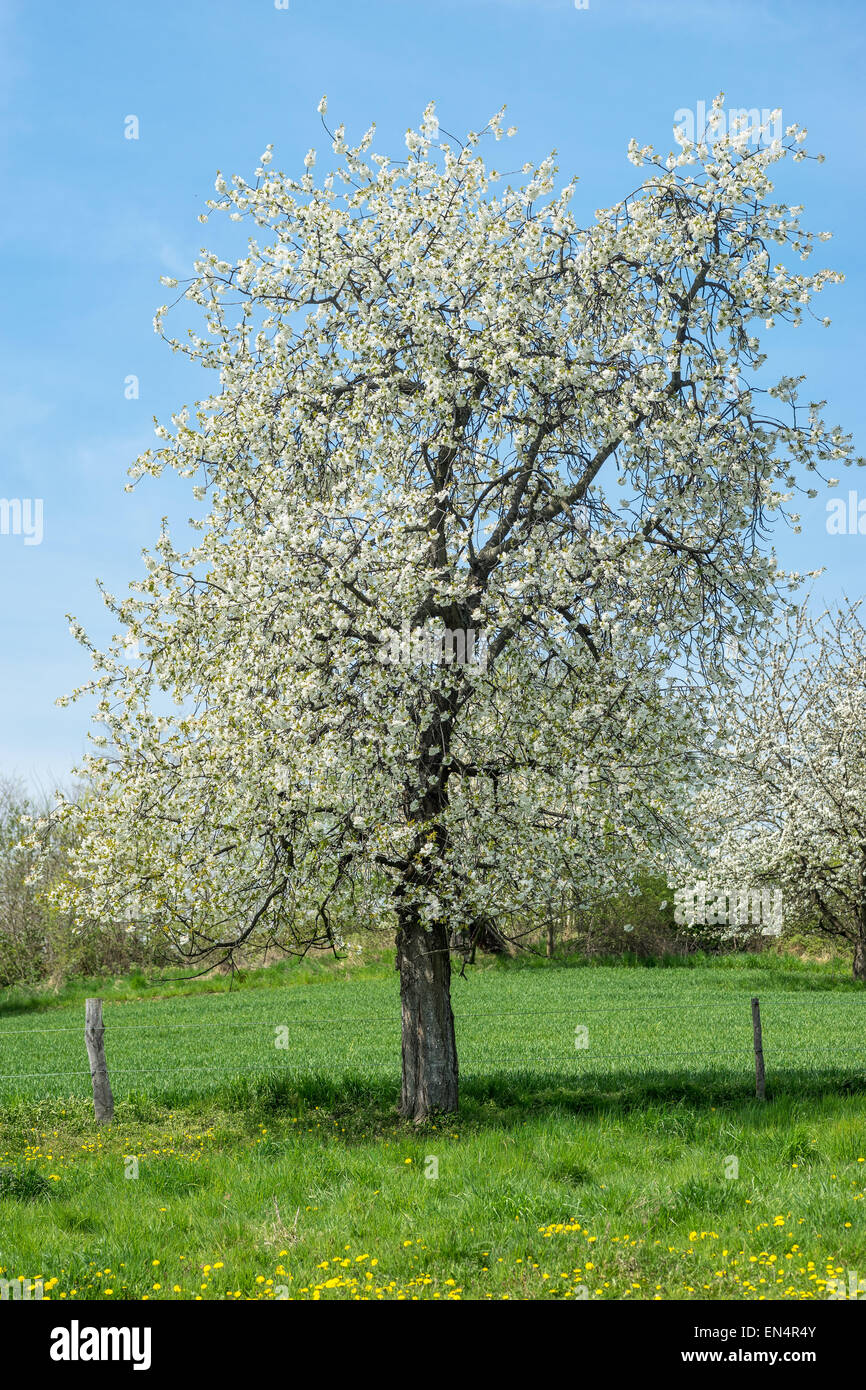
[[0, 951, 864, 1301]]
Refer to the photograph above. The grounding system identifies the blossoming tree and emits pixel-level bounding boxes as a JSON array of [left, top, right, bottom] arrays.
[[695, 599, 866, 981], [46, 98, 855, 1117]]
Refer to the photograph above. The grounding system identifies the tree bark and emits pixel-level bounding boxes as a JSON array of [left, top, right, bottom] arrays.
[[853, 934, 866, 982], [396, 914, 458, 1121]]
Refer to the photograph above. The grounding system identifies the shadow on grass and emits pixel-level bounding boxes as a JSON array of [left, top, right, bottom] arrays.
[[2, 1065, 863, 1150], [163, 1064, 866, 1134]]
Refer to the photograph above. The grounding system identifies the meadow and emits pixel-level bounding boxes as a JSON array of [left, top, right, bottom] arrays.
[[0, 951, 864, 1301]]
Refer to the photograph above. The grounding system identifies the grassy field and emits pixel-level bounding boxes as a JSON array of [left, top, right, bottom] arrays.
[[0, 950, 864, 1301]]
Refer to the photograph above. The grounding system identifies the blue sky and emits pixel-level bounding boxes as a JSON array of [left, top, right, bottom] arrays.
[[1, 0, 865, 791]]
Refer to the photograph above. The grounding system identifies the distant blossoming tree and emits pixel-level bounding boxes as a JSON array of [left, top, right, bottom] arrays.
[[43, 96, 855, 1117], [696, 599, 866, 981]]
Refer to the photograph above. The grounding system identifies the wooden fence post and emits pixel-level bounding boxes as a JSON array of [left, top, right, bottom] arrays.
[[751, 996, 766, 1101], [85, 998, 114, 1123]]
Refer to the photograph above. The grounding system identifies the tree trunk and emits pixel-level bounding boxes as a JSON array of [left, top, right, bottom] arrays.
[[396, 914, 458, 1121], [853, 934, 866, 982]]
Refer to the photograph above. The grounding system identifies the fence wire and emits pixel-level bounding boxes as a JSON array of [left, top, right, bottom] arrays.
[[0, 991, 862, 1086]]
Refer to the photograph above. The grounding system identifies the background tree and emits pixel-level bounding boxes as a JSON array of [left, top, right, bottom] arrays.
[[2, 779, 167, 987], [0, 778, 50, 987], [42, 98, 855, 1118], [695, 598, 866, 981]]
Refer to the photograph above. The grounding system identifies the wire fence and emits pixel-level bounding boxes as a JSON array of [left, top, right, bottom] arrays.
[[0, 987, 862, 1101]]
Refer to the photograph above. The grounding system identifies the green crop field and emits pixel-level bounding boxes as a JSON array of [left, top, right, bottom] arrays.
[[1, 952, 864, 1301]]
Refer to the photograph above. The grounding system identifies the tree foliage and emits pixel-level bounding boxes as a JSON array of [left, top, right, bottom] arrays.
[[695, 598, 866, 979]]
